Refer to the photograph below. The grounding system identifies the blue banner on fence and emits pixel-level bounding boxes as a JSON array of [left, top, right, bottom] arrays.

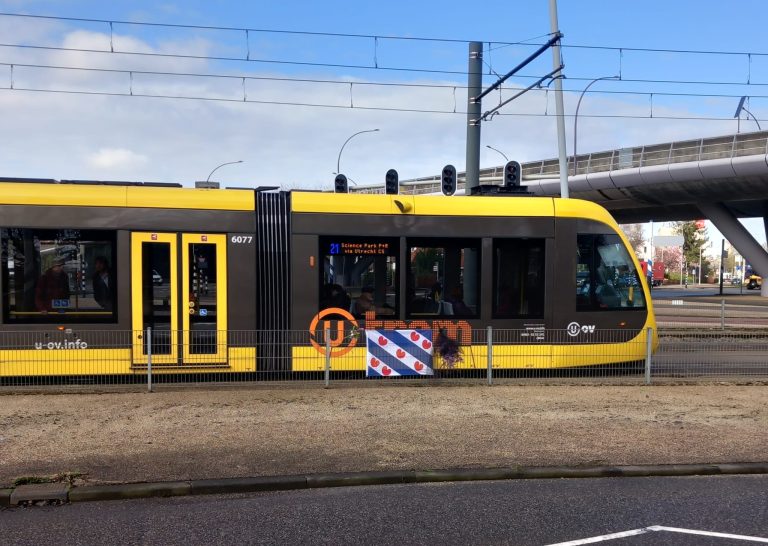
[[365, 329, 434, 377]]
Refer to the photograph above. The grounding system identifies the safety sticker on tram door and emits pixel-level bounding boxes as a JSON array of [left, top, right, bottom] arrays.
[[365, 329, 434, 377]]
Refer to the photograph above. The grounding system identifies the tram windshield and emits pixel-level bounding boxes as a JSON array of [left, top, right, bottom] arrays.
[[577, 233, 646, 310]]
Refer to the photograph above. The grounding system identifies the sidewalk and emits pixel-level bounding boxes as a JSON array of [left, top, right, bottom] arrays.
[[1, 384, 766, 488]]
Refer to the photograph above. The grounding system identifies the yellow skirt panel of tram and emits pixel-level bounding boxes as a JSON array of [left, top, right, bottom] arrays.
[[0, 349, 132, 376], [289, 337, 655, 372], [292, 344, 556, 371]]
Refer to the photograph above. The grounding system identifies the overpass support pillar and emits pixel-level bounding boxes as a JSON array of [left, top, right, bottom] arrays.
[[698, 202, 768, 297]]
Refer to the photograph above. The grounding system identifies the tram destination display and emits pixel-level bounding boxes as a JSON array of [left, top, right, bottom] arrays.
[[328, 241, 391, 256]]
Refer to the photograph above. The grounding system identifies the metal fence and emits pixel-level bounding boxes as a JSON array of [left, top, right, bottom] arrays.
[[1, 325, 766, 390], [654, 299, 768, 329]]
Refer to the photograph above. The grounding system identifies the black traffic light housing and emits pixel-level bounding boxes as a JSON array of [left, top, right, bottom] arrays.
[[334, 174, 348, 193], [441, 164, 457, 196], [504, 160, 521, 187], [385, 169, 399, 195]]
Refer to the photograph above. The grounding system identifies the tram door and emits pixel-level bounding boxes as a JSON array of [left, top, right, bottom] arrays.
[[131, 233, 228, 365]]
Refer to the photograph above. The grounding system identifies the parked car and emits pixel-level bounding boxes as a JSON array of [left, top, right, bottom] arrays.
[[746, 275, 762, 290]]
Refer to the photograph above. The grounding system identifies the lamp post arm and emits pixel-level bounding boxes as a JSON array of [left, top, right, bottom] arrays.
[[742, 107, 762, 131], [485, 145, 508, 162], [336, 129, 379, 174], [573, 76, 618, 175], [206, 160, 243, 183]]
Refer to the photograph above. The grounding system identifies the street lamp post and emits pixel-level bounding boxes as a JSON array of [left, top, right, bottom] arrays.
[[336, 129, 379, 175], [206, 160, 243, 183], [735, 96, 762, 133], [698, 242, 712, 285], [572, 76, 619, 175]]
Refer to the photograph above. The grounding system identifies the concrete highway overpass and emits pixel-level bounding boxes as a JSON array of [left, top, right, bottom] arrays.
[[353, 130, 768, 296]]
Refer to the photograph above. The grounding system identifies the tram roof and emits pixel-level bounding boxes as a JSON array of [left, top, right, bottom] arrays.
[[292, 192, 619, 226], [0, 179, 619, 227]]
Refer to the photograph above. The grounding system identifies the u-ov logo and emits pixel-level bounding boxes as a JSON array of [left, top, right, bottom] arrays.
[[567, 322, 596, 337], [309, 307, 360, 357]]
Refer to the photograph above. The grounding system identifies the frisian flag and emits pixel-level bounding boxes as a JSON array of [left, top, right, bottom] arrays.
[[365, 329, 433, 377]]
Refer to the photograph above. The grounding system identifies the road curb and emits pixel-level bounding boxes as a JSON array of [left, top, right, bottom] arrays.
[[0, 488, 12, 507], [6, 463, 768, 505], [68, 481, 191, 503]]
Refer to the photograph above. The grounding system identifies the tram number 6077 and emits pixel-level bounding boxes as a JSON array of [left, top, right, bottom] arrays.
[[231, 235, 253, 244]]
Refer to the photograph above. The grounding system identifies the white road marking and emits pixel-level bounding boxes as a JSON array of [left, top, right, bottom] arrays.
[[545, 528, 651, 545], [546, 525, 768, 545], [648, 526, 768, 543]]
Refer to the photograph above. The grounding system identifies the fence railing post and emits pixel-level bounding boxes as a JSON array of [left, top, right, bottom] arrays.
[[324, 326, 330, 388], [146, 327, 152, 393], [721, 299, 725, 330], [486, 326, 493, 386], [644, 326, 652, 385]]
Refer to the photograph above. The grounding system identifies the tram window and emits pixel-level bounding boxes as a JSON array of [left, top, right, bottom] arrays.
[[577, 234, 646, 311], [493, 239, 545, 319], [407, 238, 480, 318], [1, 228, 117, 323], [320, 236, 398, 319]]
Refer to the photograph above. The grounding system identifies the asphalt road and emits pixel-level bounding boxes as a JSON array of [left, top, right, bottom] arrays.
[[3, 475, 768, 545]]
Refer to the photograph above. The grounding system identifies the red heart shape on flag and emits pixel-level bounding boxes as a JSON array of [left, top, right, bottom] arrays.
[[382, 366, 391, 376], [414, 361, 424, 371], [422, 340, 432, 350], [370, 357, 379, 368], [396, 349, 406, 358], [378, 336, 387, 346], [410, 331, 420, 341]]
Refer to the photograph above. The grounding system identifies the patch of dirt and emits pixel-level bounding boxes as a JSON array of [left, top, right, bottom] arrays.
[[1, 385, 766, 486]]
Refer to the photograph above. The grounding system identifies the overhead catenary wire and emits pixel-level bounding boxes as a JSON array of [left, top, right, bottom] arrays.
[[1, 11, 766, 124], [1, 40, 766, 90], [3, 11, 768, 57], [4, 60, 768, 100], [2, 84, 765, 123]]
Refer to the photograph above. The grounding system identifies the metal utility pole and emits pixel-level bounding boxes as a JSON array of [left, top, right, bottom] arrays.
[[549, 0, 569, 198], [719, 239, 725, 296], [465, 41, 483, 192]]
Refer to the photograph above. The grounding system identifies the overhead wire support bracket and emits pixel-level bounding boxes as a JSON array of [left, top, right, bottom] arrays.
[[475, 32, 562, 103], [481, 65, 563, 121]]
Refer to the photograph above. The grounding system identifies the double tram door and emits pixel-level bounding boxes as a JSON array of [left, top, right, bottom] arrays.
[[131, 232, 228, 366]]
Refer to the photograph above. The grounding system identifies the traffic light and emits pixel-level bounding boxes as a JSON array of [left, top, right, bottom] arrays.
[[441, 164, 456, 196], [334, 174, 348, 193], [385, 169, 399, 195], [503, 160, 521, 187]]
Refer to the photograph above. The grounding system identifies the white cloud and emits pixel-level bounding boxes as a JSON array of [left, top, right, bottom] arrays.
[[87, 148, 148, 169]]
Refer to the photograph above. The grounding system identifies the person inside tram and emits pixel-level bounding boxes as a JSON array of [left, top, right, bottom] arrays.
[[320, 283, 351, 311], [92, 256, 113, 311], [35, 257, 70, 312], [445, 285, 471, 316], [352, 286, 394, 318], [595, 264, 620, 308]]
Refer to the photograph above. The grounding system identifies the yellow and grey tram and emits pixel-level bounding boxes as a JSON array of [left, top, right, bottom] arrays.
[[0, 178, 656, 378]]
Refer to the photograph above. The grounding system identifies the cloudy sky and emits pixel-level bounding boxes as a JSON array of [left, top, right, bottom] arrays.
[[0, 0, 766, 245]]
